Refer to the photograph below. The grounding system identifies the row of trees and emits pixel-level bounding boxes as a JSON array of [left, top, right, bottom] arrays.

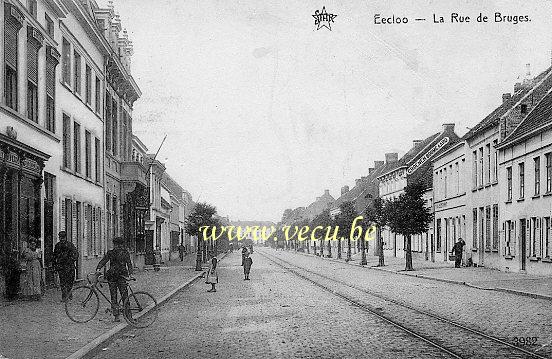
[[270, 181, 433, 271]]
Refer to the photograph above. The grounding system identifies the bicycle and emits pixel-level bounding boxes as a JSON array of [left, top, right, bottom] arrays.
[[65, 272, 158, 328]]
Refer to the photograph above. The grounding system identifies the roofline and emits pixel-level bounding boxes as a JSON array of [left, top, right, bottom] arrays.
[[496, 122, 552, 150], [431, 141, 465, 163]]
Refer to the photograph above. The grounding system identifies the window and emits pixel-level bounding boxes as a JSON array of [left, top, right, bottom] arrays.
[[112, 98, 118, 156], [534, 157, 541, 196], [492, 204, 498, 251], [95, 77, 101, 113], [5, 8, 22, 111], [61, 198, 73, 241], [27, 29, 41, 122], [85, 131, 92, 178], [85, 204, 93, 256], [73, 51, 81, 95], [28, 0, 37, 18], [112, 196, 118, 237], [545, 217, 551, 259], [95, 138, 101, 182], [45, 14, 54, 37], [85, 65, 92, 104], [531, 217, 541, 257], [444, 168, 447, 198], [506, 166, 512, 201], [436, 218, 441, 252], [472, 209, 477, 249], [521, 104, 528, 114], [105, 92, 112, 152], [73, 122, 81, 173], [106, 194, 111, 244], [485, 206, 491, 250], [479, 207, 485, 251], [62, 38, 71, 85], [486, 144, 491, 184], [472, 151, 477, 188], [546, 153, 552, 193], [478, 148, 484, 187], [62, 114, 71, 168], [519, 162, 525, 198], [505, 220, 514, 256], [45, 48, 57, 132], [492, 140, 498, 182], [455, 162, 459, 195]]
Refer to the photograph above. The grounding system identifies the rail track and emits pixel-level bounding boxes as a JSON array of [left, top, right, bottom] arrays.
[[258, 250, 549, 359]]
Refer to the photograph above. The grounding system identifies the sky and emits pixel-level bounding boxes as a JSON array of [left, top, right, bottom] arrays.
[[102, 0, 552, 222]]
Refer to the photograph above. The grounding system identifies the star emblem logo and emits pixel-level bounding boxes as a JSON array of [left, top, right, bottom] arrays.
[[312, 7, 337, 31]]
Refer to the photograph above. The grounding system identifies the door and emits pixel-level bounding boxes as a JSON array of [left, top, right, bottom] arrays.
[[43, 173, 55, 285], [520, 219, 527, 270], [145, 230, 154, 265], [479, 208, 485, 265], [444, 218, 449, 261]]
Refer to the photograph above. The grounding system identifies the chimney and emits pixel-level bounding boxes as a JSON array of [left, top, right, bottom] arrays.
[[374, 160, 384, 168], [368, 168, 375, 174], [413, 139, 422, 148], [385, 153, 398, 164], [341, 185, 349, 195], [502, 93, 511, 103], [355, 179, 361, 187], [514, 82, 523, 93], [442, 123, 455, 133], [324, 189, 330, 196]]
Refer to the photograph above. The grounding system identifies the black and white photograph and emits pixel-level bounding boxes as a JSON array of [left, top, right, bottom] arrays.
[[1, 0, 552, 358]]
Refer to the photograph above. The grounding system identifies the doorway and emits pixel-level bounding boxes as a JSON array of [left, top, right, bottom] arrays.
[[520, 219, 527, 270]]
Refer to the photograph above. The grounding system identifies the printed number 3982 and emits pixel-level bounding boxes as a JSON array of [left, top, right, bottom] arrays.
[[513, 337, 538, 346]]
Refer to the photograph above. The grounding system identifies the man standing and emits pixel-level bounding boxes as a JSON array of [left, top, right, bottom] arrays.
[[241, 246, 248, 266], [243, 252, 253, 280], [96, 237, 133, 322], [178, 243, 185, 261], [450, 238, 466, 268], [53, 231, 78, 302]]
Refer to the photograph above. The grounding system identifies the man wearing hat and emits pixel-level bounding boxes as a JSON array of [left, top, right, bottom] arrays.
[[96, 237, 133, 322], [450, 238, 466, 268], [53, 231, 79, 302]]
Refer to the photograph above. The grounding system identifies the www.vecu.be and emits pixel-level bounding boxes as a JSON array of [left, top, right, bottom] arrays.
[[199, 216, 376, 242]]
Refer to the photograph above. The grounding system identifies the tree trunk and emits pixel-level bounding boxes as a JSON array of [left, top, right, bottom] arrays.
[[313, 239, 317, 256], [327, 239, 332, 258], [337, 238, 342, 259], [347, 238, 351, 261], [307, 239, 310, 254], [361, 236, 367, 265], [195, 236, 203, 271], [377, 226, 385, 267], [405, 234, 413, 271]]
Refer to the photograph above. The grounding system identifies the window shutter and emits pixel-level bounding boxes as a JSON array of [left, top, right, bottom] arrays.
[[27, 26, 43, 84], [60, 198, 66, 231], [98, 207, 103, 254], [83, 204, 88, 257], [537, 218, 542, 257], [4, 4, 23, 69], [45, 46, 59, 96], [72, 201, 77, 245]]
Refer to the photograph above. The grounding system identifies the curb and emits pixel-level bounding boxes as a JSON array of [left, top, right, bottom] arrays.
[[277, 249, 552, 301], [66, 252, 229, 359]]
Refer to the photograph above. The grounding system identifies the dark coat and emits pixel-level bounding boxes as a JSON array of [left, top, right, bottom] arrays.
[[243, 257, 252, 272], [53, 240, 78, 271], [451, 241, 465, 256]]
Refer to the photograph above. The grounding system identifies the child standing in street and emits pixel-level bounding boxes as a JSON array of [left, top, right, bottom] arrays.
[[206, 257, 218, 292], [243, 253, 252, 280]]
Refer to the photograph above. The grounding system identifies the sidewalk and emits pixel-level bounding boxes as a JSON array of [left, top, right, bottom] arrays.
[[289, 248, 552, 301], [0, 252, 211, 359]]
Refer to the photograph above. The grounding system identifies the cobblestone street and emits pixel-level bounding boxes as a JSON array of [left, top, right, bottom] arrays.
[[89, 248, 551, 359]]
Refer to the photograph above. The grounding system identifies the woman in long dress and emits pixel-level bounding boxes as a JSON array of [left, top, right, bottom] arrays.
[[21, 237, 42, 300], [206, 257, 218, 292]]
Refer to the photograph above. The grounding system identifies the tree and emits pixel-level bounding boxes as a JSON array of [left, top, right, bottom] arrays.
[[334, 201, 358, 261], [185, 202, 220, 271], [311, 209, 332, 257], [364, 197, 387, 267], [384, 181, 433, 271]]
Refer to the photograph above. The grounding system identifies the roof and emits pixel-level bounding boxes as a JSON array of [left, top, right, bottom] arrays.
[[498, 90, 552, 148], [463, 66, 552, 141], [379, 133, 440, 177]]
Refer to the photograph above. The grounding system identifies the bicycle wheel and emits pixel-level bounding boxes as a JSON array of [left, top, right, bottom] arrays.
[[65, 286, 100, 323], [123, 291, 158, 328]]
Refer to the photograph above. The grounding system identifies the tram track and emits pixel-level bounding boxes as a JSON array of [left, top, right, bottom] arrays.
[[258, 250, 549, 359]]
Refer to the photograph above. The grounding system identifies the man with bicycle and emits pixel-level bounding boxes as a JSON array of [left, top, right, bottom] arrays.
[[96, 237, 133, 322]]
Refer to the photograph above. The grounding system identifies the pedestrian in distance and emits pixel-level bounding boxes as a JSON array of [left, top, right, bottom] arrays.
[[206, 257, 218, 292], [53, 231, 78, 302], [241, 246, 248, 266], [450, 238, 466, 268], [243, 252, 252, 280], [178, 243, 185, 261], [21, 237, 43, 301], [96, 236, 133, 322]]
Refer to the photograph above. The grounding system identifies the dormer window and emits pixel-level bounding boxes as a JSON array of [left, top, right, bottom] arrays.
[[521, 104, 528, 114]]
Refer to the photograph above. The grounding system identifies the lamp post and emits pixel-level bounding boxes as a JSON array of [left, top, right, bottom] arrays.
[[195, 235, 202, 271]]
